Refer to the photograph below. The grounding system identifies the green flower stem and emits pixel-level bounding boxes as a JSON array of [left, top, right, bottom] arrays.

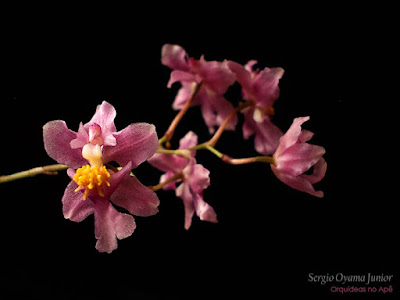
[[221, 155, 275, 165], [0, 164, 69, 184], [156, 148, 192, 159], [207, 101, 253, 147], [149, 172, 184, 191], [188, 143, 274, 165], [203, 144, 224, 158]]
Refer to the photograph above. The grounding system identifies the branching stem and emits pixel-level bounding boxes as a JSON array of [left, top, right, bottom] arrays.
[[149, 172, 184, 191], [159, 81, 203, 147]]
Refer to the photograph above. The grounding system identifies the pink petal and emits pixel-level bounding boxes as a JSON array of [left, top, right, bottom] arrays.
[[253, 117, 283, 155], [148, 152, 188, 173], [196, 58, 235, 95], [274, 117, 310, 158], [86, 101, 116, 133], [301, 157, 327, 184], [194, 193, 218, 224], [299, 129, 314, 143], [242, 109, 256, 140], [84, 101, 117, 147], [252, 67, 284, 108], [111, 173, 160, 217], [228, 61, 284, 107], [159, 172, 178, 191], [43, 120, 87, 168], [176, 182, 195, 230], [227, 61, 253, 98], [271, 165, 324, 198], [179, 131, 198, 150], [242, 109, 283, 154], [276, 143, 326, 176], [176, 162, 216, 230], [66, 168, 75, 179], [105, 161, 133, 196], [172, 82, 199, 110], [167, 70, 197, 88], [94, 199, 136, 253], [185, 162, 210, 194], [102, 123, 158, 168], [199, 92, 237, 134], [161, 44, 189, 71], [70, 122, 89, 149], [62, 180, 94, 222], [244, 60, 258, 72]]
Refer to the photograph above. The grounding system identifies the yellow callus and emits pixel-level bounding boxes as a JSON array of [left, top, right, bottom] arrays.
[[73, 164, 111, 200]]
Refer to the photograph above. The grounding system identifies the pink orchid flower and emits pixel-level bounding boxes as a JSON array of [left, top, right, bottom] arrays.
[[228, 60, 284, 155], [43, 101, 160, 253], [271, 117, 327, 198], [162, 44, 237, 134], [148, 131, 217, 230]]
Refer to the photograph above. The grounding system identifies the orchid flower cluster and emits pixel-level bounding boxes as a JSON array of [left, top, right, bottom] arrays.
[[1, 44, 327, 253]]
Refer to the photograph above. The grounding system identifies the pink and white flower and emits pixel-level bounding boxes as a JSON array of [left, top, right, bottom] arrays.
[[148, 131, 217, 230], [228, 60, 284, 154], [271, 117, 327, 198], [162, 44, 237, 134], [43, 101, 160, 253]]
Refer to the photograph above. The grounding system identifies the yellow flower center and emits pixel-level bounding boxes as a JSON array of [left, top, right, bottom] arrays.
[[73, 164, 111, 200]]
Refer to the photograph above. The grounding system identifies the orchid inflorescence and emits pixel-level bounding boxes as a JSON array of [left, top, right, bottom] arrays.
[[0, 44, 327, 253]]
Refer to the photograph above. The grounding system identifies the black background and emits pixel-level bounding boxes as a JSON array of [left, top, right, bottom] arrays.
[[1, 6, 397, 299]]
